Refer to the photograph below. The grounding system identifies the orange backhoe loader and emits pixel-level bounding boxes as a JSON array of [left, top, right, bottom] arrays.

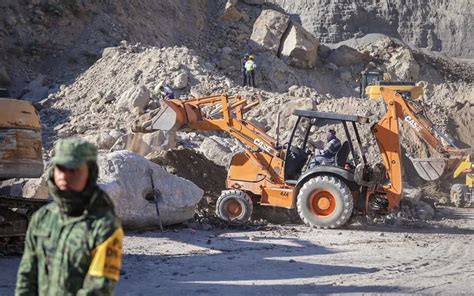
[[145, 84, 465, 228]]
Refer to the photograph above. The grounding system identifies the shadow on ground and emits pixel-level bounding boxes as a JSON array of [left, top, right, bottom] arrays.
[[117, 229, 402, 295]]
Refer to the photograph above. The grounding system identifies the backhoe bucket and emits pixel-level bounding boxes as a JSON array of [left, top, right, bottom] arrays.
[[150, 100, 186, 131], [410, 157, 447, 181]]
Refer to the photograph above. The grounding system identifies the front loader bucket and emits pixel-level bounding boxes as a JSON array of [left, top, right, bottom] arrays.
[[410, 157, 447, 181], [150, 100, 186, 131]]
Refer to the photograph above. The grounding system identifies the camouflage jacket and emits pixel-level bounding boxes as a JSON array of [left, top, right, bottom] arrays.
[[15, 189, 123, 296]]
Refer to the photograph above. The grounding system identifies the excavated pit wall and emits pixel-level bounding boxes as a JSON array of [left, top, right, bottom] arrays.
[[267, 0, 474, 58]]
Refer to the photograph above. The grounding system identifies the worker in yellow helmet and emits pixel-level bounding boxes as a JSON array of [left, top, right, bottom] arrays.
[[244, 55, 257, 87]]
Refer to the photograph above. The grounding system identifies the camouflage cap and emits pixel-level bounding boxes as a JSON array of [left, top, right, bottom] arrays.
[[51, 138, 97, 169]]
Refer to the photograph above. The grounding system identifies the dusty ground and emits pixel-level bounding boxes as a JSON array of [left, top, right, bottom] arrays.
[[1, 207, 473, 295]]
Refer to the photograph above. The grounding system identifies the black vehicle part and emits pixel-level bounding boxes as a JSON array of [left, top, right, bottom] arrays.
[[335, 141, 350, 167], [450, 184, 466, 208]]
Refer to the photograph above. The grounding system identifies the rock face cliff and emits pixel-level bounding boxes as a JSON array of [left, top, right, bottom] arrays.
[[267, 0, 474, 58]]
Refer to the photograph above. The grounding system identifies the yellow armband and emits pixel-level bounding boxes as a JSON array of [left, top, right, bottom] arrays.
[[88, 227, 124, 281]]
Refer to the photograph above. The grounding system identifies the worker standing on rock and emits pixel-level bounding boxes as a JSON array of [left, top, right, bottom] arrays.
[[159, 83, 175, 100], [16, 138, 123, 296], [309, 129, 341, 167], [245, 55, 257, 87]]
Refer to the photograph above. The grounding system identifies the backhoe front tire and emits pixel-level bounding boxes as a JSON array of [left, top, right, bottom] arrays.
[[216, 190, 253, 222], [451, 184, 466, 208], [297, 175, 353, 229]]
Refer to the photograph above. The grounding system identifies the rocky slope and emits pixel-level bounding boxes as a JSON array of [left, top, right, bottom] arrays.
[[0, 0, 209, 96], [267, 0, 474, 58]]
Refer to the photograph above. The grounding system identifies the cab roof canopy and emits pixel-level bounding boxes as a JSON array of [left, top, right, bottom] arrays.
[[293, 110, 369, 124]]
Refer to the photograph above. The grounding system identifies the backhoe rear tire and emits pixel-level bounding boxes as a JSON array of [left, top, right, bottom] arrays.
[[451, 184, 466, 208], [297, 175, 353, 229], [216, 190, 253, 222]]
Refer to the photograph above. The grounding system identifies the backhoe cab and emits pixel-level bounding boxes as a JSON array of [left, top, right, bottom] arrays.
[[283, 110, 388, 227]]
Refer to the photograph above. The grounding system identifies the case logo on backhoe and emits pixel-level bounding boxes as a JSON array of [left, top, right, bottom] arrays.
[[404, 115, 421, 132], [254, 138, 274, 154]]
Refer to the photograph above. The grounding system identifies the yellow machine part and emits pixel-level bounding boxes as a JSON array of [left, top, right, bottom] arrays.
[[365, 84, 423, 100], [0, 98, 41, 129], [454, 155, 471, 177], [0, 98, 43, 179], [453, 155, 473, 186]]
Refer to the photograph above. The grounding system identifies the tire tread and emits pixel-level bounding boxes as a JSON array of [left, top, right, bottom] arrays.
[[296, 175, 353, 229]]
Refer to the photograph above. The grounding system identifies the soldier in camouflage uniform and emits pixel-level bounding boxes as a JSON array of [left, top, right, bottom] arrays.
[[16, 138, 123, 296]]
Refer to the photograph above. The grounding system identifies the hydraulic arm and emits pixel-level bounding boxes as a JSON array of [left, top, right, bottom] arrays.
[[371, 86, 464, 208], [149, 94, 286, 185]]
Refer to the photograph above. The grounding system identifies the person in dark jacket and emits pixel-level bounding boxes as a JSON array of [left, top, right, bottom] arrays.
[[241, 54, 249, 86], [309, 129, 341, 167], [159, 84, 175, 100]]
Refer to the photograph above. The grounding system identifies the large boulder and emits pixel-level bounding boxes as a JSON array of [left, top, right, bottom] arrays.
[[251, 9, 290, 54], [98, 151, 203, 229], [280, 23, 320, 69], [326, 45, 369, 67], [116, 85, 151, 114], [387, 49, 420, 81], [172, 72, 188, 89]]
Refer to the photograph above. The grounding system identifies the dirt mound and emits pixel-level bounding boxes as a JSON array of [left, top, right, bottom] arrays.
[[147, 148, 227, 198]]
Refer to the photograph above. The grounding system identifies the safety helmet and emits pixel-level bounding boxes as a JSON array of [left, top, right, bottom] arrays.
[[248, 55, 255, 60]]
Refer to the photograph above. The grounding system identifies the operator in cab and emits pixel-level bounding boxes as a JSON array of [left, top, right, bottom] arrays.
[[308, 129, 341, 168]]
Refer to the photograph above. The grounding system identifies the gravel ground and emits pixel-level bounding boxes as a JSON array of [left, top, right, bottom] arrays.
[[1, 207, 473, 295]]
